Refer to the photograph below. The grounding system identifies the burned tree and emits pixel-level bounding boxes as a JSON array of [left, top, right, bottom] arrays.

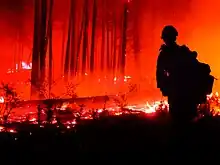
[[69, 0, 76, 77], [100, 0, 106, 72], [31, 0, 41, 98], [48, 0, 54, 99], [39, 0, 47, 88], [64, 1, 73, 80], [81, 0, 89, 75], [31, 0, 52, 99], [64, 0, 76, 79], [90, 0, 97, 73], [120, 2, 128, 75]]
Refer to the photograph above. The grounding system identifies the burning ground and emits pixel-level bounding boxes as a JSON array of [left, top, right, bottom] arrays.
[[0, 86, 219, 162], [0, 91, 219, 133]]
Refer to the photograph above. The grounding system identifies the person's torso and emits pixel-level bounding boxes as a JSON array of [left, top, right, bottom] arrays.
[[160, 44, 197, 97]]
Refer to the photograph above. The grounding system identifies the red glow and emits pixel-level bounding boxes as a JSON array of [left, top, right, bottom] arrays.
[[0, 0, 218, 104]]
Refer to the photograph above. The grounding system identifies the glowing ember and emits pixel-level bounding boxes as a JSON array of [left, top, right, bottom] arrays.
[[0, 97, 4, 103], [97, 109, 103, 113], [21, 62, 32, 70], [0, 126, 5, 132], [52, 119, 57, 124], [29, 118, 37, 122], [0, 126, 17, 133], [0, 92, 218, 130], [71, 120, 76, 125], [125, 100, 169, 114], [60, 102, 69, 110], [9, 129, 15, 133], [206, 92, 220, 116]]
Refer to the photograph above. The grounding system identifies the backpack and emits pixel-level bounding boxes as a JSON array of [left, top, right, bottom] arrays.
[[158, 44, 215, 102], [195, 62, 215, 103], [175, 45, 214, 103]]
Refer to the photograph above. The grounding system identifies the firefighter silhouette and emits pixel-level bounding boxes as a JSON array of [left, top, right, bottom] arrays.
[[156, 25, 214, 123]]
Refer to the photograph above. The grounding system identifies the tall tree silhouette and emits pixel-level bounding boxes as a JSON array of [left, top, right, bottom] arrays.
[[70, 0, 76, 76], [64, 0, 74, 80], [48, 0, 54, 98], [31, 0, 41, 98], [120, 2, 128, 75], [82, 0, 89, 75], [90, 0, 97, 73], [100, 0, 106, 72], [39, 0, 47, 87]]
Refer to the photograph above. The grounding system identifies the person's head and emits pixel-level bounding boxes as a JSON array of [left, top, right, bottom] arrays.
[[161, 25, 178, 46]]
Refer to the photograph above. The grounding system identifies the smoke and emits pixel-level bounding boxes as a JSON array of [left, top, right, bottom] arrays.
[[0, 0, 220, 98], [134, 0, 220, 93], [0, 0, 33, 73], [186, 0, 220, 91]]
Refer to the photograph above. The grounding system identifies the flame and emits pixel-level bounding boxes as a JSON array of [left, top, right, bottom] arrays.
[[60, 102, 69, 110], [125, 100, 169, 114], [206, 92, 220, 116], [0, 126, 5, 132], [29, 117, 36, 122], [97, 109, 103, 113], [21, 62, 32, 70], [0, 91, 219, 130], [9, 129, 17, 133], [0, 126, 17, 133], [0, 97, 4, 103]]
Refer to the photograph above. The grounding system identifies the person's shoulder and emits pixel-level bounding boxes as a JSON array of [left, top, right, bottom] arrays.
[[159, 44, 166, 51], [159, 44, 168, 55], [158, 45, 167, 61]]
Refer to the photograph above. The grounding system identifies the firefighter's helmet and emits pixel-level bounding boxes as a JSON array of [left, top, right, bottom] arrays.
[[161, 25, 178, 39]]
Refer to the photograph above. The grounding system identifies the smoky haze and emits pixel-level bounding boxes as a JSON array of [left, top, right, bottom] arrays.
[[0, 0, 219, 98]]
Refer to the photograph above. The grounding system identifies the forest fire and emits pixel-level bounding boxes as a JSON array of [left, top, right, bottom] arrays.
[[1, 0, 220, 100], [0, 92, 219, 123], [0, 0, 219, 134], [0, 90, 218, 134], [1, 2, 220, 162]]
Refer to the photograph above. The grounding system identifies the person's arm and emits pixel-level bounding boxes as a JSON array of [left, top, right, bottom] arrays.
[[156, 53, 164, 89], [156, 48, 171, 96]]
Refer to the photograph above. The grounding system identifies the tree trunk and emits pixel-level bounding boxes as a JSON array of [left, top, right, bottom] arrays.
[[120, 3, 128, 75], [39, 0, 47, 87], [90, 0, 97, 73], [112, 10, 117, 76], [75, 14, 84, 76], [82, 0, 89, 75], [64, 2, 73, 81], [31, 0, 41, 98], [61, 22, 66, 76], [100, 0, 106, 72], [70, 0, 76, 77], [106, 15, 110, 71], [48, 0, 54, 99]]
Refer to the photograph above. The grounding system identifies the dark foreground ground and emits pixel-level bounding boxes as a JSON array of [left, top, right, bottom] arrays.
[[1, 114, 220, 164]]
